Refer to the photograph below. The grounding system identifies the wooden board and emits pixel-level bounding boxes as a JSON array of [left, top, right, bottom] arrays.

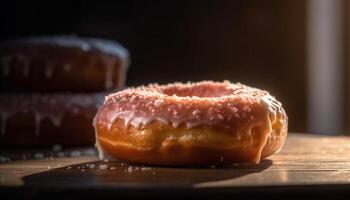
[[1, 133, 350, 199]]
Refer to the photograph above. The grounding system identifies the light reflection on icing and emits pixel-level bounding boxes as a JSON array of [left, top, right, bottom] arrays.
[[172, 120, 182, 128], [155, 117, 169, 124], [186, 121, 202, 129]]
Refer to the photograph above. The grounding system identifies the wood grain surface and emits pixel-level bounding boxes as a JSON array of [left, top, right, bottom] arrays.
[[1, 133, 350, 199]]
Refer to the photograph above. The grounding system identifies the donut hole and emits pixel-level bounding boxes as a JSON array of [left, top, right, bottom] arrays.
[[161, 83, 234, 98]]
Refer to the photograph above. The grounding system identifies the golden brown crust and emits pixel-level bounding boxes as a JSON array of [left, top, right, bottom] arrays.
[[0, 36, 129, 92], [96, 113, 287, 165]]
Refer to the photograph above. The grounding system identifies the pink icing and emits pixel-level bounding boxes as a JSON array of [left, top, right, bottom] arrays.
[[95, 81, 284, 131]]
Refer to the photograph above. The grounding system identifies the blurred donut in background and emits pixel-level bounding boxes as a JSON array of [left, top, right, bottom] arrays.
[[0, 36, 130, 147], [0, 36, 129, 93]]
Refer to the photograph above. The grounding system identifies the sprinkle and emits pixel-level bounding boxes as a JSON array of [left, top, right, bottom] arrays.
[[192, 109, 200, 115], [70, 151, 81, 157], [130, 95, 136, 103], [57, 152, 65, 157], [243, 105, 250, 112], [154, 99, 165, 107], [83, 149, 96, 156], [127, 166, 133, 173], [52, 144, 62, 151], [99, 164, 108, 170], [141, 167, 152, 171], [34, 153, 44, 159]]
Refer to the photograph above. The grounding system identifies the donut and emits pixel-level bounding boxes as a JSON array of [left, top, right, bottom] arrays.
[[94, 81, 288, 165], [0, 36, 129, 93], [0, 93, 104, 147]]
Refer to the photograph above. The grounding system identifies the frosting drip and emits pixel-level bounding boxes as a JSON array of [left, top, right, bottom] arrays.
[[1, 36, 129, 59], [0, 36, 130, 90], [0, 93, 104, 136]]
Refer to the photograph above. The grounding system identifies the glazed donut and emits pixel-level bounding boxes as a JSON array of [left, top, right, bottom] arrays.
[[94, 81, 288, 165], [0, 93, 104, 147], [0, 36, 129, 93]]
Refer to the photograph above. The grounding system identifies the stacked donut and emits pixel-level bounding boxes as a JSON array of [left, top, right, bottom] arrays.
[[0, 36, 129, 147]]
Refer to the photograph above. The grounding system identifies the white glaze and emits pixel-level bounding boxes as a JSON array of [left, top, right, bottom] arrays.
[[102, 56, 115, 90], [0, 93, 104, 136], [1, 36, 130, 88], [172, 119, 183, 129], [252, 113, 272, 163]]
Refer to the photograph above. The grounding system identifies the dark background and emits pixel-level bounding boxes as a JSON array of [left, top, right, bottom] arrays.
[[0, 0, 307, 131]]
